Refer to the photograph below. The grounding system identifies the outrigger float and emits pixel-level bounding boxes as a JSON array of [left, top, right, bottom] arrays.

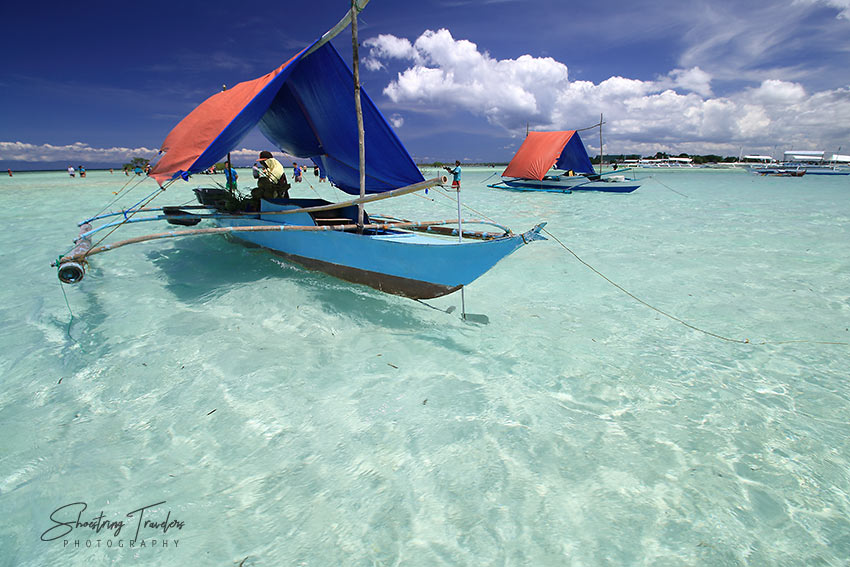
[[54, 0, 545, 305]]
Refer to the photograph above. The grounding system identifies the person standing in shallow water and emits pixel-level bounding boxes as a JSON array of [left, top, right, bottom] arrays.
[[67, 166, 75, 177], [444, 160, 461, 191], [224, 163, 238, 191]]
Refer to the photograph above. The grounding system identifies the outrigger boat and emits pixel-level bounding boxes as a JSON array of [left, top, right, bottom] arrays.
[[756, 167, 806, 177], [54, 1, 545, 303], [487, 130, 640, 194], [748, 150, 850, 176]]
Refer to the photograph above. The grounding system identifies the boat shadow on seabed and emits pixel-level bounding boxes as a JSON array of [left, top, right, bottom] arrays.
[[146, 236, 487, 340]]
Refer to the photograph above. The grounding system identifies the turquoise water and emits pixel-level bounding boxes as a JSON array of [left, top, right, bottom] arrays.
[[1, 168, 848, 566]]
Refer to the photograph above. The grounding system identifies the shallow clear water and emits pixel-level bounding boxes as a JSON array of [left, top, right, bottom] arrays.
[[1, 168, 848, 566]]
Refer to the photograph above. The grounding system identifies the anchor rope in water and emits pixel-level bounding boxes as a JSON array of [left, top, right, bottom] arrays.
[[59, 281, 74, 331], [542, 228, 848, 346], [58, 281, 86, 353], [649, 175, 690, 197], [480, 171, 499, 184], [414, 298, 451, 313]]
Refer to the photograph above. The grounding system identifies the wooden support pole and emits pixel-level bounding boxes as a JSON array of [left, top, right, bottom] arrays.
[[351, 0, 366, 229]]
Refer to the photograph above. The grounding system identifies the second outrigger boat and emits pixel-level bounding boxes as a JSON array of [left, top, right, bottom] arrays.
[[487, 130, 640, 194]]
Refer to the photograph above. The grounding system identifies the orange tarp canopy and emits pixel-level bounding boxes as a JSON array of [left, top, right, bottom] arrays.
[[502, 130, 596, 180]]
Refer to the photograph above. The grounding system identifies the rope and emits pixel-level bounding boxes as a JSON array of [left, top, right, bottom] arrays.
[[305, 179, 326, 199], [59, 281, 86, 353], [414, 298, 454, 314], [649, 175, 690, 197], [90, 175, 149, 219], [61, 177, 172, 259], [543, 228, 848, 346], [425, 185, 502, 226], [88, 182, 172, 253], [413, 191, 436, 202], [480, 172, 499, 184]]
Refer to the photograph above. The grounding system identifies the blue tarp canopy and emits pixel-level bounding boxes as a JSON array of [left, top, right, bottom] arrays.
[[151, 41, 424, 194], [553, 132, 595, 175]]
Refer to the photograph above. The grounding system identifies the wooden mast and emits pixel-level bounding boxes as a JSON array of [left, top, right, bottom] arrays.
[[223, 84, 233, 191], [599, 112, 604, 174], [351, 0, 366, 230], [304, 0, 370, 58]]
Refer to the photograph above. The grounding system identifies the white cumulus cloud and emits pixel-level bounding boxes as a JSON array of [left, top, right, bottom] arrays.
[[0, 141, 282, 167], [365, 29, 570, 130], [0, 141, 160, 163], [364, 29, 850, 155]]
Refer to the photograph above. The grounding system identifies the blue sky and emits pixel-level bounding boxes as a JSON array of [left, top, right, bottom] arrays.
[[1, 0, 849, 169]]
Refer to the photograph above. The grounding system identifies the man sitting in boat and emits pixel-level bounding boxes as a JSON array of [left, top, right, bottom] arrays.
[[253, 151, 290, 200]]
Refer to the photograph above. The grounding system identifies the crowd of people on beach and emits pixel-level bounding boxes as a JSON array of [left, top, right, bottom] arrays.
[[6, 154, 460, 197], [9, 154, 331, 189]]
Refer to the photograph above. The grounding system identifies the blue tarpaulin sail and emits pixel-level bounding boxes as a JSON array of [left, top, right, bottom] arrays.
[[151, 41, 424, 195]]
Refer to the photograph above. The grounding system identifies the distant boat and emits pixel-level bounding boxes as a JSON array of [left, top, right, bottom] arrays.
[[625, 157, 700, 169], [780, 151, 850, 175], [706, 158, 766, 170], [55, 1, 545, 302], [749, 150, 850, 176], [487, 130, 640, 193], [757, 167, 806, 177], [720, 155, 778, 169]]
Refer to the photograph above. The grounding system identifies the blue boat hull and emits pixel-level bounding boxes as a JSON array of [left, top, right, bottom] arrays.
[[489, 176, 640, 193], [210, 198, 544, 299]]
